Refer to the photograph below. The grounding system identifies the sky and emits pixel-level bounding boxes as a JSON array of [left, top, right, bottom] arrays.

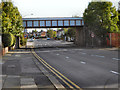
[[1, 0, 120, 32], [11, 0, 120, 18]]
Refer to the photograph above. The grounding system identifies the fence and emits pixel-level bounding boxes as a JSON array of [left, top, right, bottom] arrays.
[[107, 33, 120, 47]]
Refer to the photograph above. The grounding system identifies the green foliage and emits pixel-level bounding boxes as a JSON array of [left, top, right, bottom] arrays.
[[2, 1, 24, 35], [83, 1, 119, 37], [2, 32, 15, 47], [20, 33, 27, 46], [118, 9, 120, 30], [67, 28, 76, 38], [47, 29, 57, 38], [32, 29, 37, 33], [0, 3, 2, 34], [63, 28, 68, 36], [11, 35, 16, 47]]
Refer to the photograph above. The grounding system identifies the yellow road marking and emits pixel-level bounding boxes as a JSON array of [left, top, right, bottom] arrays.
[[32, 51, 73, 88], [32, 49, 82, 89]]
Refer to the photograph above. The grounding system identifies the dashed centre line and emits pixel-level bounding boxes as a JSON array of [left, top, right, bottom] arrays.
[[56, 54, 60, 56], [112, 58, 120, 61], [110, 70, 119, 75], [80, 61, 86, 64], [91, 54, 105, 58], [66, 57, 69, 59], [81, 53, 86, 55]]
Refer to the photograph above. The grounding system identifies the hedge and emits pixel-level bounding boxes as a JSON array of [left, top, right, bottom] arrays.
[[2, 32, 15, 47]]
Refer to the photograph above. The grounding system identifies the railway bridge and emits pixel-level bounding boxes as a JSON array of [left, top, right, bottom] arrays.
[[22, 17, 85, 46]]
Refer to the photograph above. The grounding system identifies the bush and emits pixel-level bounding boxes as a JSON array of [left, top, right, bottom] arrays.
[[2, 32, 14, 47], [11, 34, 16, 47], [20, 33, 27, 46]]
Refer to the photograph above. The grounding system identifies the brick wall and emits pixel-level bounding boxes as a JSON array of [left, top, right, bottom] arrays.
[[107, 33, 120, 47]]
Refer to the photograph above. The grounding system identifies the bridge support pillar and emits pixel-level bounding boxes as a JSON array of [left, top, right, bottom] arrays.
[[75, 27, 85, 47]]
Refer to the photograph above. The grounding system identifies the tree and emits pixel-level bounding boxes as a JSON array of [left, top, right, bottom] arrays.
[[67, 28, 76, 39], [83, 1, 119, 46], [47, 29, 53, 38], [53, 30, 57, 38], [118, 2, 120, 30], [0, 3, 2, 34], [2, 1, 23, 35], [83, 1, 119, 37]]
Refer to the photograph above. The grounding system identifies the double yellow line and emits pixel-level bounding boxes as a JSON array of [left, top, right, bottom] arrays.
[[32, 49, 82, 89]]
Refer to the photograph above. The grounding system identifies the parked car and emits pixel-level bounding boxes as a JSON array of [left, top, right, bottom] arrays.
[[47, 38, 50, 40], [29, 38, 34, 42]]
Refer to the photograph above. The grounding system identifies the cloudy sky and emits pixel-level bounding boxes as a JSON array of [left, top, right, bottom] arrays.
[[10, 0, 120, 18]]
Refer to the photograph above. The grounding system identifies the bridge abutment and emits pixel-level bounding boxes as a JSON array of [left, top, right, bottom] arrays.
[[75, 27, 85, 47]]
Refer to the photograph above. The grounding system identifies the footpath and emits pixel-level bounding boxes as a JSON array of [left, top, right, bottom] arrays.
[[1, 49, 64, 90]]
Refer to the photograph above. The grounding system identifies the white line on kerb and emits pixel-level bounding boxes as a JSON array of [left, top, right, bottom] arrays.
[[112, 58, 120, 61], [110, 70, 119, 75]]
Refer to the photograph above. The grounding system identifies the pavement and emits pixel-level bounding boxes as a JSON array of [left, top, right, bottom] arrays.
[[2, 49, 64, 90]]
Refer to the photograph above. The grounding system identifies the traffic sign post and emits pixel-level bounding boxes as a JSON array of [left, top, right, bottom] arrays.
[[91, 32, 95, 48], [91, 32, 95, 38]]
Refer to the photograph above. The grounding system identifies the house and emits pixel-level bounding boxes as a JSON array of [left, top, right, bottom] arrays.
[[41, 31, 46, 37]]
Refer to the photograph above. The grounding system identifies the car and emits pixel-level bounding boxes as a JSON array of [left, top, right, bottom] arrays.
[[29, 38, 34, 42], [47, 38, 50, 40]]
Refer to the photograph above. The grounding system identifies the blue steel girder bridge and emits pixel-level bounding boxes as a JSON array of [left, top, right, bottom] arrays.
[[22, 17, 84, 28]]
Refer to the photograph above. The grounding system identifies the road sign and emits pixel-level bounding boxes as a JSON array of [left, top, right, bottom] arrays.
[[24, 35, 27, 38]]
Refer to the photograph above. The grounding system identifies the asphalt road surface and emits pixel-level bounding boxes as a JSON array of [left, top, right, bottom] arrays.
[[30, 39, 119, 88]]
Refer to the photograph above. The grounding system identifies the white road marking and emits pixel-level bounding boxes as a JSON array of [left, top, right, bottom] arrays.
[[80, 61, 86, 64], [91, 55, 96, 56], [66, 57, 69, 59], [7, 65, 16, 68], [112, 58, 120, 61], [81, 53, 86, 55], [91, 54, 105, 58], [96, 55, 105, 58], [56, 54, 60, 56], [41, 51, 50, 52], [15, 55, 21, 57], [110, 70, 119, 75], [66, 60, 71, 62]]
